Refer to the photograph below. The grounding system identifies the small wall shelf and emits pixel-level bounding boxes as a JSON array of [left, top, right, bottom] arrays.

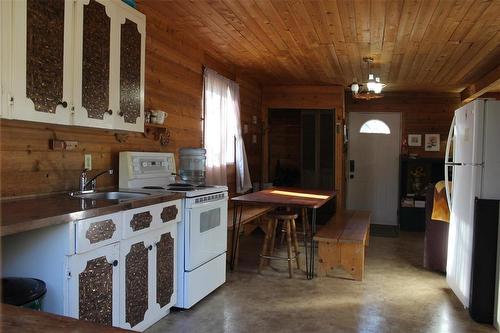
[[144, 123, 170, 145]]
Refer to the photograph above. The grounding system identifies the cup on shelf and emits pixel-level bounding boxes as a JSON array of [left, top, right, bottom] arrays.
[[150, 110, 167, 125]]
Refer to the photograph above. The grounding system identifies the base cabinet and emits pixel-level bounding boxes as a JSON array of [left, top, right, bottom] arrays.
[[120, 225, 177, 331], [1, 199, 181, 332]]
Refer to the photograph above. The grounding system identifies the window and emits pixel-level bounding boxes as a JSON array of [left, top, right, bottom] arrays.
[[359, 119, 391, 134], [203, 68, 252, 193]]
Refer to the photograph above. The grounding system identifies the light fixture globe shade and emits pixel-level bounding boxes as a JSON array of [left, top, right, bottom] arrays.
[[351, 83, 360, 94], [366, 74, 376, 92], [374, 77, 383, 94]]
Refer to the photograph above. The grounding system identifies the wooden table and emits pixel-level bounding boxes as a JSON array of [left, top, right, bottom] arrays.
[[0, 304, 133, 333], [230, 187, 336, 279]]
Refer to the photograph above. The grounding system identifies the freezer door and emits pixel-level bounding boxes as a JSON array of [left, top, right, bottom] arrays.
[[482, 101, 500, 199], [447, 164, 480, 307], [453, 100, 484, 165]]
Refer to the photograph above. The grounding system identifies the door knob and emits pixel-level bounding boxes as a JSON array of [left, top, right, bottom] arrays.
[[112, 260, 118, 266], [148, 245, 153, 251], [119, 111, 124, 117], [58, 101, 68, 108], [106, 109, 113, 115]]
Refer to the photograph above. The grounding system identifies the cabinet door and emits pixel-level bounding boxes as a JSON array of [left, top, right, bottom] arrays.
[[9, 0, 73, 124], [67, 242, 120, 327], [151, 224, 177, 319], [119, 232, 155, 331], [73, 0, 115, 129], [113, 4, 145, 132]]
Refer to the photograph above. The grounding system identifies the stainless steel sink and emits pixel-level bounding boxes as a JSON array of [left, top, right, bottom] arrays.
[[70, 191, 150, 201]]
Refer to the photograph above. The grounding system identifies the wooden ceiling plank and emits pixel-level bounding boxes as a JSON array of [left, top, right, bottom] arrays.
[[408, 0, 439, 42], [354, 0, 371, 43], [431, 41, 473, 84], [369, 0, 386, 58], [449, 0, 492, 42], [336, 0, 358, 43], [450, 32, 500, 84], [302, 0, 332, 45], [382, 0, 403, 43], [286, 0, 323, 48], [461, 63, 500, 103], [322, 0, 346, 43]]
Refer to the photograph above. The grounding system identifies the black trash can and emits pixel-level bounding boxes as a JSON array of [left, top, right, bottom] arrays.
[[1, 277, 47, 310]]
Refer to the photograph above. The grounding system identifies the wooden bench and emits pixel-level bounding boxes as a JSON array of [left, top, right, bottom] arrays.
[[227, 205, 274, 264], [314, 210, 371, 281]]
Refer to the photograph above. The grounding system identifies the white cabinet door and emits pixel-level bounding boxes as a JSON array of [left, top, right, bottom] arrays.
[[67, 242, 120, 327], [119, 231, 156, 331], [73, 0, 116, 129], [149, 223, 177, 323], [9, 0, 74, 124], [113, 3, 145, 132]]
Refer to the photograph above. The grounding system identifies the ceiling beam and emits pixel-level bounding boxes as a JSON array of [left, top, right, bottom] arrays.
[[460, 64, 500, 103]]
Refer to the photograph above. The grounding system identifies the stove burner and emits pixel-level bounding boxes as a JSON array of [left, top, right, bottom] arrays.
[[142, 186, 165, 190]]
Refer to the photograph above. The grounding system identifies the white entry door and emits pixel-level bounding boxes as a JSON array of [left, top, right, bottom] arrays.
[[347, 112, 401, 225]]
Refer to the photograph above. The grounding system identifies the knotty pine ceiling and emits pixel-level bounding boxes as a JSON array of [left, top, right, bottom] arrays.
[[139, 0, 500, 92]]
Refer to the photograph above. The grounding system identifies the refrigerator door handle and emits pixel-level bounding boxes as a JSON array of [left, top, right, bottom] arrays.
[[445, 114, 456, 210]]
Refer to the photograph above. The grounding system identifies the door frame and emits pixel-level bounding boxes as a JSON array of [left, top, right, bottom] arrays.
[[346, 111, 402, 221]]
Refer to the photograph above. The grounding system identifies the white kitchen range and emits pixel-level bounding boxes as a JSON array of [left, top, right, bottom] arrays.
[[119, 151, 229, 309]]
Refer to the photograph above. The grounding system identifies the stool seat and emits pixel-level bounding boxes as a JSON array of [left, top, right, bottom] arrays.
[[267, 212, 299, 220]]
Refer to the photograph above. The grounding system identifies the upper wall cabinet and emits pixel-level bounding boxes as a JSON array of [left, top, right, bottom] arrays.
[[7, 0, 74, 125], [0, 0, 145, 132]]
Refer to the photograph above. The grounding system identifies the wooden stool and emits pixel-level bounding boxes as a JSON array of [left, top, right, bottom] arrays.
[[258, 211, 300, 278]]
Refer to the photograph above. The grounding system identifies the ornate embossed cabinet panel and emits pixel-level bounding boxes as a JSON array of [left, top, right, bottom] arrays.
[[75, 212, 122, 254], [115, 10, 145, 132], [6, 0, 74, 124], [67, 243, 120, 327]]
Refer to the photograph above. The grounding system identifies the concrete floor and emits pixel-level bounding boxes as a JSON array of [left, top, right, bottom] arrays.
[[147, 231, 496, 333]]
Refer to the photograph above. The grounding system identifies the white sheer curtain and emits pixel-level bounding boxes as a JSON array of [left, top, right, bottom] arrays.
[[203, 68, 252, 193]]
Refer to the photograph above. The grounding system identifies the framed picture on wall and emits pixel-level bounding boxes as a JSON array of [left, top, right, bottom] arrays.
[[408, 134, 421, 147], [425, 134, 440, 151]]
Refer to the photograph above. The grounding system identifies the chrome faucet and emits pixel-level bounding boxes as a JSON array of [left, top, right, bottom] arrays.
[[79, 169, 114, 193]]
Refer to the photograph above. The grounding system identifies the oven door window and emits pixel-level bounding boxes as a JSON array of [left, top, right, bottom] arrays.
[[185, 200, 228, 271], [200, 209, 220, 233]]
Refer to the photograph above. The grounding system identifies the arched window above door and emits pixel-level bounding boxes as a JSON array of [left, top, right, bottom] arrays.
[[359, 119, 391, 134]]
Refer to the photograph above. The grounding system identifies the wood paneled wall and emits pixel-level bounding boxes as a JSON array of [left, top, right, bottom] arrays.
[[261, 85, 345, 208], [346, 92, 461, 159], [0, 5, 262, 198]]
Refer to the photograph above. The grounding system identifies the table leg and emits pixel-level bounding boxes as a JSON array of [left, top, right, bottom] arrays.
[[308, 208, 317, 279], [230, 204, 243, 270], [302, 208, 308, 278]]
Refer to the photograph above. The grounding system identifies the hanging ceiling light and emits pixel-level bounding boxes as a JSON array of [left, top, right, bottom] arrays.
[[350, 57, 386, 100]]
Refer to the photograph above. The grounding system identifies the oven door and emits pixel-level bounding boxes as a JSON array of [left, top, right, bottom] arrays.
[[184, 197, 228, 271]]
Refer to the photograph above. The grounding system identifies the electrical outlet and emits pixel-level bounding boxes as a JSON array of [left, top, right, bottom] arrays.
[[252, 134, 257, 144], [65, 141, 78, 150], [84, 154, 92, 170]]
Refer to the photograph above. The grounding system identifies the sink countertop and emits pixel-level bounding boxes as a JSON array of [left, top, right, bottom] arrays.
[[0, 189, 184, 237]]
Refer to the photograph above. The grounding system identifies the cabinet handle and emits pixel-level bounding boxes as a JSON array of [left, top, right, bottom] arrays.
[[106, 109, 113, 115], [118, 111, 124, 117], [58, 101, 68, 108], [113, 260, 118, 266], [148, 245, 153, 251]]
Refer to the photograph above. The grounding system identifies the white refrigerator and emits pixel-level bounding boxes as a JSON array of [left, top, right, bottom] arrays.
[[444, 99, 500, 311]]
